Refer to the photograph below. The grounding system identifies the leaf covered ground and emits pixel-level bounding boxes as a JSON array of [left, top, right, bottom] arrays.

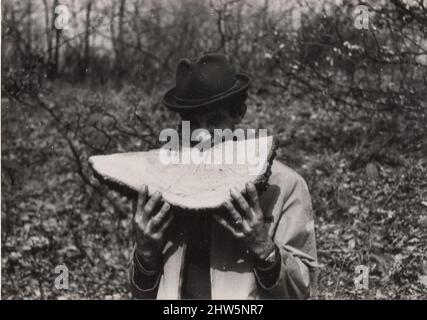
[[1, 83, 426, 299]]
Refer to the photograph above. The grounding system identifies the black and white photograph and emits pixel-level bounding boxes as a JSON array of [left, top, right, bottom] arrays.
[[1, 0, 426, 302]]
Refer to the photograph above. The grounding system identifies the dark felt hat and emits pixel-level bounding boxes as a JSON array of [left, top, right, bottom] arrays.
[[162, 54, 251, 110]]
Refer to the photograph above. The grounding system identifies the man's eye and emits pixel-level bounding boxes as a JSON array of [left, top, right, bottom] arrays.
[[208, 117, 222, 125], [183, 117, 196, 125], [189, 120, 200, 128]]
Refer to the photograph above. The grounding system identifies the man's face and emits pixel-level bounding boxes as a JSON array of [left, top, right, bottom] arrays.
[[179, 106, 239, 138]]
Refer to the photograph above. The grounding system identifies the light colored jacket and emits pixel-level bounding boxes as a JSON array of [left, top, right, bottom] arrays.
[[130, 160, 318, 299]]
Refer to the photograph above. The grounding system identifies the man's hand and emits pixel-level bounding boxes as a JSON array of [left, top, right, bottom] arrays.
[[213, 182, 275, 261], [133, 185, 174, 270]]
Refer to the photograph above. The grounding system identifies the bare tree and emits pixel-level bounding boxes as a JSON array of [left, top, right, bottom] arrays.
[[80, 0, 93, 79], [42, 0, 53, 67]]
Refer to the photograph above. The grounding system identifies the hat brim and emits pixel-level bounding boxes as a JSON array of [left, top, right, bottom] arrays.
[[162, 73, 251, 111]]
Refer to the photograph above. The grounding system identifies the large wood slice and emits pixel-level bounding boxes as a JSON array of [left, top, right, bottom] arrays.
[[89, 135, 277, 210]]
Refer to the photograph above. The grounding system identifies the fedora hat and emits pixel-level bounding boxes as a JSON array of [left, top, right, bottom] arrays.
[[162, 54, 251, 110]]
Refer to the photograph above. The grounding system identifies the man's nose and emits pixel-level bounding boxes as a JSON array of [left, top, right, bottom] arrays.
[[192, 130, 211, 142]]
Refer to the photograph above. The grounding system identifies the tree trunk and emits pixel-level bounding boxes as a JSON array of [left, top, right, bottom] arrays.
[[26, 1, 32, 52], [42, 0, 52, 66], [80, 0, 93, 80], [53, 0, 60, 77], [115, 0, 126, 79]]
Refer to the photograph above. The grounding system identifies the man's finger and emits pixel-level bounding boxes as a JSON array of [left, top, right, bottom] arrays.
[[224, 201, 245, 230], [151, 202, 172, 230], [135, 185, 149, 223], [230, 187, 253, 220], [144, 191, 162, 216], [213, 215, 243, 238], [157, 210, 174, 234], [246, 182, 262, 217]]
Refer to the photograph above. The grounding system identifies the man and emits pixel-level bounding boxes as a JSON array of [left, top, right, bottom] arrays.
[[129, 54, 318, 299]]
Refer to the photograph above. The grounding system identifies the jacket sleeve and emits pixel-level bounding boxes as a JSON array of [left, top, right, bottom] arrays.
[[128, 196, 163, 299], [255, 175, 318, 299], [128, 245, 161, 299]]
